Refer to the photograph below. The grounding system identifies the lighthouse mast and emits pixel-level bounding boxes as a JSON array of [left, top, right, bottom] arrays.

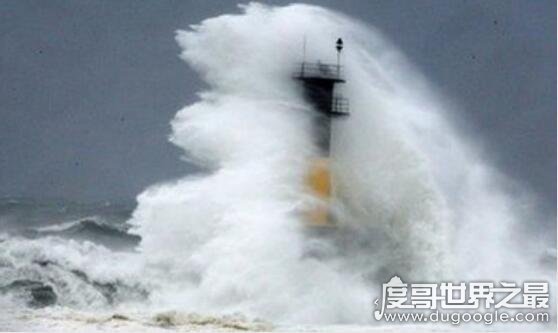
[[294, 38, 348, 227]]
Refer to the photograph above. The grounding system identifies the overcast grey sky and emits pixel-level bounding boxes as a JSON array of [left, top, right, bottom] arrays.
[[0, 1, 555, 217]]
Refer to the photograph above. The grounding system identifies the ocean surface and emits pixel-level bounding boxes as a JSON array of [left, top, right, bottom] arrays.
[[0, 197, 406, 332], [0, 198, 554, 332], [0, 197, 267, 332]]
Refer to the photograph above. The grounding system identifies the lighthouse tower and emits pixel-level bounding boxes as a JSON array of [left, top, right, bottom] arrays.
[[295, 38, 348, 227]]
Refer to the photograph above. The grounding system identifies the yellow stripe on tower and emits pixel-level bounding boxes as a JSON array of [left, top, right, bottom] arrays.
[[305, 158, 334, 226]]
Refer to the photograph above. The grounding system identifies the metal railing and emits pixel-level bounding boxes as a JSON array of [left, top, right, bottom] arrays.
[[295, 62, 344, 81], [331, 96, 349, 115]]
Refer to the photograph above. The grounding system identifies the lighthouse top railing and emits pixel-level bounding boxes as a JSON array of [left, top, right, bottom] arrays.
[[295, 62, 344, 82]]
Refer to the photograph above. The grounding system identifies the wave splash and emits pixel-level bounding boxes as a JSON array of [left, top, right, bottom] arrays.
[[127, 2, 552, 325]]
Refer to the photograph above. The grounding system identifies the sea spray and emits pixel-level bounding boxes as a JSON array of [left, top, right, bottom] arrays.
[[127, 3, 554, 324]]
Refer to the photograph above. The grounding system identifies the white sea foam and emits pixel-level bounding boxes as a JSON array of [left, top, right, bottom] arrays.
[[127, 2, 553, 325]]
